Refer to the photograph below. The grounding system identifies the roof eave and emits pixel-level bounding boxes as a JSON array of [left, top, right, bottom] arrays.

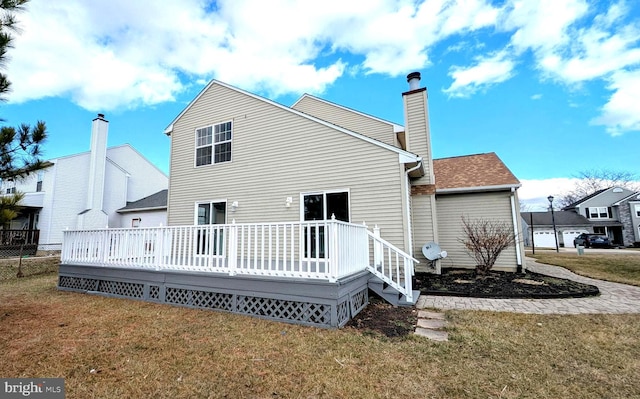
[[436, 183, 521, 194], [117, 206, 167, 214]]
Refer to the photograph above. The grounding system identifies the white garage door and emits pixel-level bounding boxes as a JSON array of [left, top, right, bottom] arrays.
[[532, 230, 557, 248], [562, 230, 589, 248]]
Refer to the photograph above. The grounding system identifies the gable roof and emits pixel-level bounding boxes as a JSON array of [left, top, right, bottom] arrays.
[[521, 211, 591, 226], [561, 188, 608, 210], [292, 93, 405, 133], [163, 79, 421, 166], [433, 152, 520, 192], [613, 191, 640, 205], [117, 189, 168, 213]]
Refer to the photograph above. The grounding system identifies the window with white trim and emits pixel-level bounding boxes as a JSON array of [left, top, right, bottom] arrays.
[[36, 171, 44, 192], [195, 121, 232, 166], [635, 204, 640, 218], [302, 191, 350, 222], [196, 201, 227, 225], [195, 201, 227, 256], [301, 190, 349, 259], [587, 206, 611, 219]]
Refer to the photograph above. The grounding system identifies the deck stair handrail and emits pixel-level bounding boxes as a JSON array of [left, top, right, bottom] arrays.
[[366, 228, 419, 303]]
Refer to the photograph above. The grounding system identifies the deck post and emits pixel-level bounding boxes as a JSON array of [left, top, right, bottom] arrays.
[[328, 217, 338, 282], [373, 225, 381, 267], [155, 228, 164, 271], [228, 220, 238, 276], [101, 229, 109, 265], [404, 257, 413, 303]]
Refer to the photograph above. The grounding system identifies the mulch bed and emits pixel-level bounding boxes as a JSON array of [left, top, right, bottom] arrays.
[[415, 268, 600, 299], [345, 296, 417, 338], [347, 268, 600, 338]]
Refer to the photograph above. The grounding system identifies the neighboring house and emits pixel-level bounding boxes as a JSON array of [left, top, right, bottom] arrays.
[[163, 72, 524, 272], [2, 114, 168, 253], [521, 211, 591, 248], [116, 189, 168, 228], [614, 191, 640, 247], [562, 187, 638, 247]]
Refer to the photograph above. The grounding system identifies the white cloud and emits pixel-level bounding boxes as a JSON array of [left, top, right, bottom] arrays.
[[443, 51, 515, 97], [591, 69, 640, 135], [531, 94, 542, 100], [518, 178, 581, 211], [6, 0, 502, 110], [502, 0, 589, 54], [4, 0, 640, 140]]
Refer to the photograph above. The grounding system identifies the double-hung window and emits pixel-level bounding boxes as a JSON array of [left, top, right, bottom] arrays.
[[635, 204, 640, 218], [587, 206, 611, 219], [195, 121, 232, 166]]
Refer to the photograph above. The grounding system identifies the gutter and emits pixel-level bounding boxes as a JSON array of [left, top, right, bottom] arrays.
[[509, 187, 523, 272], [117, 206, 167, 214], [436, 183, 521, 194], [404, 157, 423, 256]]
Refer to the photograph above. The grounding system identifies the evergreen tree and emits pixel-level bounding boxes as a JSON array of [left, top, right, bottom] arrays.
[[0, 0, 47, 228]]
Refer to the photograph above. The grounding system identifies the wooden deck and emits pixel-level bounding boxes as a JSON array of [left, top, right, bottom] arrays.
[[58, 220, 418, 327], [58, 264, 370, 328]]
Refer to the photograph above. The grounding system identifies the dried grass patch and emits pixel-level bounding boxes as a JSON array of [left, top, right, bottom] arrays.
[[530, 252, 640, 286], [2, 271, 640, 398]]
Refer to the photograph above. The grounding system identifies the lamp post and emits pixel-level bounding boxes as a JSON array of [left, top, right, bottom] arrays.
[[547, 195, 559, 253]]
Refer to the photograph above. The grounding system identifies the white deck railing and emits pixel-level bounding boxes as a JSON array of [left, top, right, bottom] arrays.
[[61, 219, 416, 299], [367, 228, 418, 303]]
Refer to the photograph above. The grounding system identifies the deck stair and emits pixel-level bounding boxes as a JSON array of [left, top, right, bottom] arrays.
[[365, 229, 420, 306], [367, 275, 420, 306]]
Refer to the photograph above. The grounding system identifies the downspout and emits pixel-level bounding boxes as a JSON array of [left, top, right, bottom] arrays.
[[404, 157, 423, 256], [509, 187, 523, 272]]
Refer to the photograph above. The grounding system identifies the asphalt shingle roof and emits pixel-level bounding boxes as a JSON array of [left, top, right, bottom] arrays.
[[521, 211, 591, 226], [117, 189, 167, 212], [561, 188, 608, 210], [433, 152, 520, 190]]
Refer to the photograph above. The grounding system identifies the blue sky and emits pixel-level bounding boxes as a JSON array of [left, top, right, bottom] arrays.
[[3, 0, 639, 210]]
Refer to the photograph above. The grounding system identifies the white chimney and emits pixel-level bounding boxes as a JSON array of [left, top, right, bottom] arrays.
[[77, 114, 110, 229], [86, 113, 108, 211]]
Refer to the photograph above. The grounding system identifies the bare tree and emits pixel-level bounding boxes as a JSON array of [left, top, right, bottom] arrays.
[[459, 216, 518, 275], [559, 169, 640, 208], [519, 200, 532, 212]]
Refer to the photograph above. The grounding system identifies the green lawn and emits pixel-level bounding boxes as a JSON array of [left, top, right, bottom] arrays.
[[2, 269, 640, 398], [528, 251, 640, 286]]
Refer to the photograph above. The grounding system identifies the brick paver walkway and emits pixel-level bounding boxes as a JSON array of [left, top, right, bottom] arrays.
[[416, 257, 640, 314]]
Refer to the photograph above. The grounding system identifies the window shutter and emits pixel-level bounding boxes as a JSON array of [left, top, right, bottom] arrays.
[[608, 207, 612, 218], [585, 207, 589, 218]]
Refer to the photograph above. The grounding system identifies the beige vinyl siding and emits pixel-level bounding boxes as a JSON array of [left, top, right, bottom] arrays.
[[411, 195, 437, 268], [436, 191, 518, 272], [168, 83, 408, 250], [292, 96, 398, 147], [403, 91, 434, 185]]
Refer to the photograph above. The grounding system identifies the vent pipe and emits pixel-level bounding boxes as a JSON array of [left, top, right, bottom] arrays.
[[407, 72, 421, 90]]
